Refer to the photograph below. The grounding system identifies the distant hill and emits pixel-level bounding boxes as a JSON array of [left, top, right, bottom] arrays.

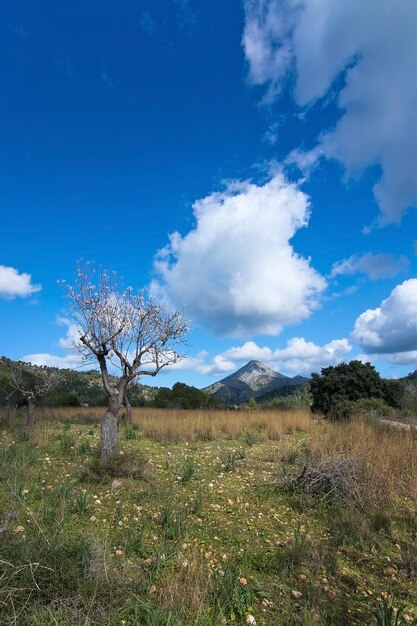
[[0, 357, 158, 407], [202, 360, 309, 405]]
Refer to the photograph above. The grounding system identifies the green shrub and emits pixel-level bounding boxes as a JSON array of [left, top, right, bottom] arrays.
[[329, 397, 395, 421]]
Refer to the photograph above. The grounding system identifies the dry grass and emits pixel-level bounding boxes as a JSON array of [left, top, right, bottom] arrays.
[[35, 406, 313, 441], [306, 417, 417, 510], [134, 407, 312, 441], [155, 546, 211, 620]]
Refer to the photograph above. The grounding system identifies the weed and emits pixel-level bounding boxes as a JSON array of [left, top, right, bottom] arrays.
[[0, 441, 39, 474], [375, 600, 417, 626], [72, 490, 90, 515], [124, 423, 139, 440], [51, 479, 75, 501], [223, 449, 245, 472], [117, 597, 178, 626], [180, 457, 197, 482], [190, 489, 204, 515], [80, 451, 148, 482], [160, 503, 185, 540], [245, 430, 257, 446], [209, 565, 253, 620], [77, 440, 91, 455], [56, 433, 76, 455], [196, 428, 214, 441]]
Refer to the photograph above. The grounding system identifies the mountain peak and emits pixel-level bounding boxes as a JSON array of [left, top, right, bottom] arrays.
[[246, 359, 268, 368], [202, 360, 309, 405]]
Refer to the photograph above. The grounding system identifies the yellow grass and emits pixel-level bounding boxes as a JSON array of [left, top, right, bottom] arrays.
[[308, 417, 417, 509], [35, 406, 313, 441]]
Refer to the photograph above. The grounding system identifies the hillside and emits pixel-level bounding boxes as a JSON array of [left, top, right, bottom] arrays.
[[203, 360, 309, 405], [0, 357, 158, 407]]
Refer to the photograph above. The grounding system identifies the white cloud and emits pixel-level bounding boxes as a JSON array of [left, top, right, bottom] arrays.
[[216, 336, 353, 376], [177, 337, 352, 378], [0, 265, 41, 299], [223, 340, 273, 362], [352, 279, 417, 353], [330, 253, 409, 281], [201, 355, 236, 376], [385, 352, 417, 366], [243, 0, 417, 224], [271, 336, 352, 375], [152, 172, 326, 336], [56, 317, 83, 350], [21, 353, 83, 369], [164, 351, 235, 377]]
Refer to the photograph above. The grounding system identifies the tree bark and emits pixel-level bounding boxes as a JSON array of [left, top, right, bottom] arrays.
[[4, 401, 12, 426], [101, 404, 120, 464], [125, 395, 132, 423], [27, 399, 35, 430]]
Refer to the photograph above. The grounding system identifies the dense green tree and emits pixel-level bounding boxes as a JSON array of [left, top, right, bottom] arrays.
[[153, 382, 222, 409], [310, 360, 386, 416]]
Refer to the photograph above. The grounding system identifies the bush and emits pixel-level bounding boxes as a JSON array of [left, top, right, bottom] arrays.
[[310, 360, 386, 417], [329, 398, 395, 421]]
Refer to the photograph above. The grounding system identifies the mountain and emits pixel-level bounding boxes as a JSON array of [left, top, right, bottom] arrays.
[[203, 360, 309, 405]]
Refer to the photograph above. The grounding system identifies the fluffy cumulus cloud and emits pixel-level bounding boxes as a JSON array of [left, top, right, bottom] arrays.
[[223, 337, 352, 375], [21, 353, 83, 369], [352, 279, 417, 354], [330, 253, 409, 281], [21, 318, 85, 370], [243, 0, 417, 224], [0, 265, 41, 298], [152, 172, 326, 336], [385, 352, 417, 366], [164, 351, 236, 377], [271, 337, 352, 374], [223, 340, 273, 362]]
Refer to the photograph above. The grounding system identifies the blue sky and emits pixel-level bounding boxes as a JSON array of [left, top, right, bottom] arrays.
[[1, 0, 417, 387]]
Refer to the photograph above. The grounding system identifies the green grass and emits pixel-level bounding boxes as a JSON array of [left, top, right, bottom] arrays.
[[0, 416, 416, 625]]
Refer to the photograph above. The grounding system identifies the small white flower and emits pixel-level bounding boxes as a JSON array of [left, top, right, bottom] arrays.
[[246, 615, 256, 625]]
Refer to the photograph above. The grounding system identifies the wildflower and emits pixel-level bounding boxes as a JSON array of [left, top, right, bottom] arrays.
[[14, 526, 25, 533], [246, 615, 256, 625], [239, 577, 248, 586], [115, 549, 124, 556], [22, 489, 29, 495], [90, 516, 97, 522]]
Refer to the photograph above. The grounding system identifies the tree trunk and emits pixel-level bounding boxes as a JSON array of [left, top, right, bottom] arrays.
[[101, 408, 120, 463], [125, 395, 132, 423], [27, 399, 35, 430], [4, 401, 12, 426]]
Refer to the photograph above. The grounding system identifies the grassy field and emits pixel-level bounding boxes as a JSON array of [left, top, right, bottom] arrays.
[[1, 407, 416, 625]]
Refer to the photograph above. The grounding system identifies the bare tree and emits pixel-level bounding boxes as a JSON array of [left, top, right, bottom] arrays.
[[9, 366, 62, 430], [124, 392, 132, 423], [64, 262, 189, 463]]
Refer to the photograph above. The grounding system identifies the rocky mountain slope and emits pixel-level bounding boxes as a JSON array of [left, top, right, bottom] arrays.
[[203, 360, 309, 405]]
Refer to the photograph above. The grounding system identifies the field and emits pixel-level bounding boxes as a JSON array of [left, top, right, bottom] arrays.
[[1, 407, 416, 625]]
